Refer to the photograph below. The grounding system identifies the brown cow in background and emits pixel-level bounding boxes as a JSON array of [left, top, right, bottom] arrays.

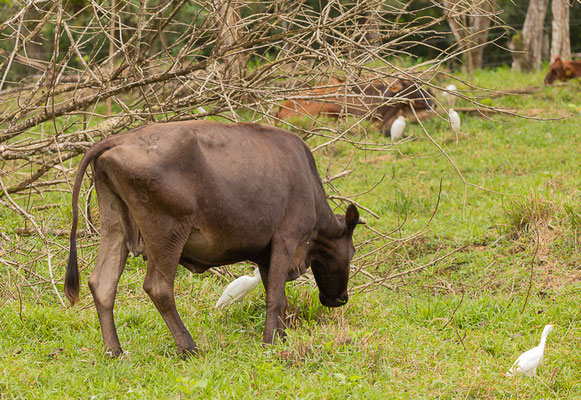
[[275, 77, 435, 136], [544, 57, 581, 84], [275, 77, 345, 121]]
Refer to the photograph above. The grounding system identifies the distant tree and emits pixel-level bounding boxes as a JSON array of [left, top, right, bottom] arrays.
[[364, 3, 382, 47], [107, 0, 117, 115], [508, 0, 549, 71], [211, 0, 245, 77], [443, 0, 497, 76], [550, 0, 571, 62]]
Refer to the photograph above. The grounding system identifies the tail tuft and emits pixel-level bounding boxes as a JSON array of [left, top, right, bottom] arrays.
[[64, 237, 80, 305]]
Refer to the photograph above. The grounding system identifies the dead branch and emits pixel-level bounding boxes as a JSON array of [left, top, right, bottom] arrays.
[[0, 0, 524, 302]]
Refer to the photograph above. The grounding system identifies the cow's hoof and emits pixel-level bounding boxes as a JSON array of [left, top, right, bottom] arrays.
[[262, 335, 276, 345], [262, 328, 286, 345], [180, 346, 201, 358], [105, 346, 123, 358], [276, 328, 288, 342]]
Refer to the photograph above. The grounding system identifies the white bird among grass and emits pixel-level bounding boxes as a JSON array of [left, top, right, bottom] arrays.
[[506, 324, 554, 377], [390, 115, 406, 142], [215, 268, 261, 309], [443, 84, 457, 105], [449, 108, 461, 134]]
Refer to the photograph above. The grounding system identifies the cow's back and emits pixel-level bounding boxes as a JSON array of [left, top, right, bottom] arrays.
[[93, 121, 323, 263]]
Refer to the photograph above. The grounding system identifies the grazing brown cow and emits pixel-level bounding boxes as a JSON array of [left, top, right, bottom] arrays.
[[275, 78, 434, 136], [65, 120, 363, 356], [544, 57, 581, 84]]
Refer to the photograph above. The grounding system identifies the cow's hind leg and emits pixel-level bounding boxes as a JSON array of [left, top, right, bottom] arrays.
[[140, 223, 198, 356], [88, 181, 130, 356]]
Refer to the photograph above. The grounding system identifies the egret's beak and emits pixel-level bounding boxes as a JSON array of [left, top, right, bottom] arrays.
[[358, 216, 367, 225]]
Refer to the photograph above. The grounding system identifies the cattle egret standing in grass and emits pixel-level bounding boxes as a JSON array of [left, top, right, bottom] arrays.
[[443, 84, 457, 105], [506, 324, 554, 377], [215, 268, 261, 309], [449, 108, 461, 134], [390, 116, 406, 142]]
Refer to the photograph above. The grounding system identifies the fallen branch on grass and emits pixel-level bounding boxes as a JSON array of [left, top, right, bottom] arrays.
[[14, 228, 90, 238], [453, 106, 571, 118]]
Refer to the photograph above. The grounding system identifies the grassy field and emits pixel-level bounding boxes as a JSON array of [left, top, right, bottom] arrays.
[[0, 66, 580, 399]]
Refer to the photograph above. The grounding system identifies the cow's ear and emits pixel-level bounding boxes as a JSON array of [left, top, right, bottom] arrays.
[[345, 204, 360, 234]]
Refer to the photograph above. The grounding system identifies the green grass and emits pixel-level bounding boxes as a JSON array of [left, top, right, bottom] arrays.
[[1, 67, 580, 399]]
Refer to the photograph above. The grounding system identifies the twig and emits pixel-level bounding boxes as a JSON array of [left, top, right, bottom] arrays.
[[0, 175, 66, 308], [521, 218, 540, 314]]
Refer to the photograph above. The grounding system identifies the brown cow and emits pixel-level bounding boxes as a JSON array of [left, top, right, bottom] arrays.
[[275, 78, 434, 136], [544, 57, 581, 84], [275, 77, 345, 121], [65, 120, 363, 356]]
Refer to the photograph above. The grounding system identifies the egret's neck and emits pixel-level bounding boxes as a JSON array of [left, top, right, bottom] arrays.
[[539, 331, 550, 348]]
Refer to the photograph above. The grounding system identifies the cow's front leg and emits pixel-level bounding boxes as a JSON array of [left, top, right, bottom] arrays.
[[262, 239, 295, 344], [259, 264, 287, 342], [381, 106, 403, 136]]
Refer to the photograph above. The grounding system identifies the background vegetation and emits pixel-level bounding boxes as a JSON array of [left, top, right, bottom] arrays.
[[1, 66, 579, 399], [0, 1, 579, 398]]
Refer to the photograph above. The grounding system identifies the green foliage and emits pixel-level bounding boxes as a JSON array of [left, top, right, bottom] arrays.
[[501, 194, 555, 238], [564, 203, 581, 232]]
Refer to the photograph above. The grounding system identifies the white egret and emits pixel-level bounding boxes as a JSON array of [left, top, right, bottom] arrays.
[[390, 116, 406, 142], [443, 84, 457, 105], [449, 108, 461, 134], [506, 324, 554, 377], [215, 268, 261, 309]]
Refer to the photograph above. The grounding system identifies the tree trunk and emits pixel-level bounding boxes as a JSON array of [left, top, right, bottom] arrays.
[[509, 0, 549, 72], [550, 0, 571, 62], [24, 7, 46, 63], [212, 0, 245, 78], [443, 0, 497, 73], [467, 2, 495, 70], [106, 0, 116, 115], [542, 28, 550, 61], [364, 4, 382, 47]]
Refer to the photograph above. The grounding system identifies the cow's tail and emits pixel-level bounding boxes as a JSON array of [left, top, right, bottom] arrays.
[[65, 139, 119, 305]]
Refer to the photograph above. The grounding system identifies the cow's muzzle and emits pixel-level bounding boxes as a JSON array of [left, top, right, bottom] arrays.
[[319, 291, 348, 308]]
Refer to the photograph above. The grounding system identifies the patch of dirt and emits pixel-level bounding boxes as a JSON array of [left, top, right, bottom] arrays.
[[527, 222, 580, 290], [361, 154, 394, 164], [523, 108, 571, 118], [453, 106, 571, 118]]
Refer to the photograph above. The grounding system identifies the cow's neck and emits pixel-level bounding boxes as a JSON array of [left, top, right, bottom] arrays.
[[316, 204, 344, 239]]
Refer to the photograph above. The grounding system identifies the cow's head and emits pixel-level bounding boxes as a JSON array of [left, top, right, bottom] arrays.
[[544, 57, 573, 85], [310, 204, 362, 308], [397, 79, 436, 111]]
